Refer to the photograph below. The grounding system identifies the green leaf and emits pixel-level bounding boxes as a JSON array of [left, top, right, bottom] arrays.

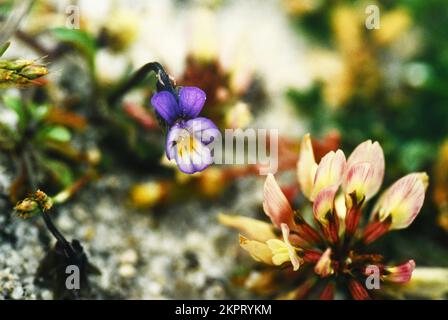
[[0, 42, 10, 57], [41, 158, 74, 187], [3, 95, 21, 113], [49, 27, 96, 69], [30, 103, 50, 121], [2, 95, 26, 129], [41, 125, 72, 142]]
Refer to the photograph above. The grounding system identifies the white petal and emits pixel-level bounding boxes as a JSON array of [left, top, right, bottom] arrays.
[[375, 173, 428, 230], [297, 134, 318, 200], [345, 140, 385, 200], [311, 149, 346, 201], [263, 174, 295, 229]]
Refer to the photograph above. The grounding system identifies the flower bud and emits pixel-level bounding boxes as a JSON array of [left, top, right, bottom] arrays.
[[384, 260, 416, 283]]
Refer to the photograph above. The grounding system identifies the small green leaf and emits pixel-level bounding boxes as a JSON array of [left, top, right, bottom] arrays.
[[2, 95, 26, 129], [30, 103, 50, 121], [3, 95, 21, 113], [42, 125, 72, 142]]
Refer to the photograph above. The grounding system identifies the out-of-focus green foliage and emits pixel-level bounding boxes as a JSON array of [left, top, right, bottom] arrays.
[[49, 28, 97, 70]]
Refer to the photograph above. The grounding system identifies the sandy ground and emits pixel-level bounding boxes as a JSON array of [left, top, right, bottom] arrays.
[[0, 163, 266, 299]]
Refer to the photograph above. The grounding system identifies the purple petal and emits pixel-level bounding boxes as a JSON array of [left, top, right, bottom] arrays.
[[151, 91, 180, 125], [178, 87, 206, 119], [184, 117, 220, 145]]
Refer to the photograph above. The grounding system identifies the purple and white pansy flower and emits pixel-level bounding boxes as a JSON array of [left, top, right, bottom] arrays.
[[151, 87, 220, 174]]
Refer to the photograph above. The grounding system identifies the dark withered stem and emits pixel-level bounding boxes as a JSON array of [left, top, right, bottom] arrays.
[[41, 210, 75, 256], [23, 148, 76, 257], [108, 62, 175, 105]]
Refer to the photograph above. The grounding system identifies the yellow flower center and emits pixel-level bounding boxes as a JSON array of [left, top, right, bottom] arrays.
[[177, 131, 196, 158]]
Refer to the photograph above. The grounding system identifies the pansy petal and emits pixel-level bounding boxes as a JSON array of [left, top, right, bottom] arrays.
[[297, 134, 318, 200], [173, 135, 213, 174], [342, 162, 374, 202], [313, 185, 338, 226], [384, 260, 416, 283], [311, 150, 346, 201], [165, 123, 184, 160], [345, 140, 385, 200], [263, 174, 295, 229], [184, 117, 220, 145], [375, 173, 428, 230], [179, 86, 206, 119], [190, 139, 213, 172], [174, 147, 195, 174], [239, 235, 273, 265], [151, 91, 179, 125]]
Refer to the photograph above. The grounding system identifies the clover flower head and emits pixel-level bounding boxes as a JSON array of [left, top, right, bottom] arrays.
[[222, 133, 428, 299], [151, 86, 219, 174]]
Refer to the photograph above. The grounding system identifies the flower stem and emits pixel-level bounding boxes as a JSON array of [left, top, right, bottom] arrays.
[[23, 148, 76, 258], [41, 210, 75, 256], [108, 62, 175, 105]]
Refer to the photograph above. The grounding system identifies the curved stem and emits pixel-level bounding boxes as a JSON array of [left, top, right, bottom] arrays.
[[41, 210, 75, 256], [108, 62, 175, 105]]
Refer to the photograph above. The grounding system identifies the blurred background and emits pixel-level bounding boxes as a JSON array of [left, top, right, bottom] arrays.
[[0, 0, 447, 299]]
